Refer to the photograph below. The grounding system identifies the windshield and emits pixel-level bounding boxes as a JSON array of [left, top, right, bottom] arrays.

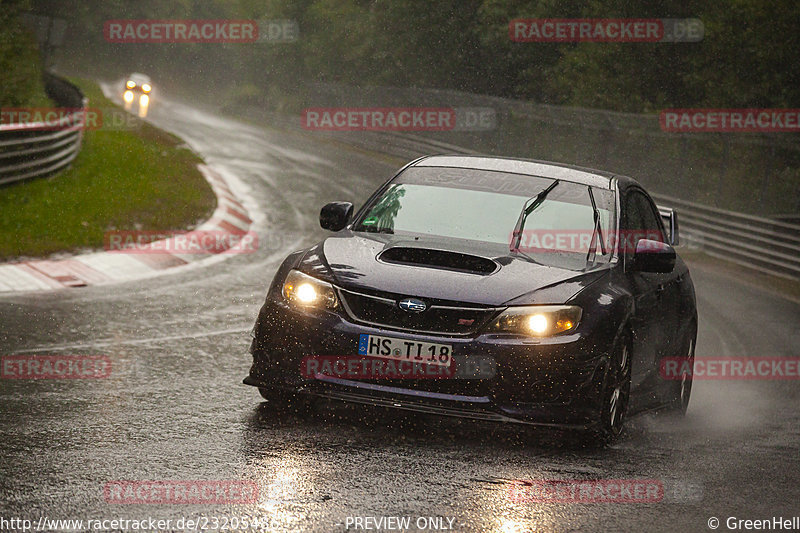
[[354, 167, 617, 265]]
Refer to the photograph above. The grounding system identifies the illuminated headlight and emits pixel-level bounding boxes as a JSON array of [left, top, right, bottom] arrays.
[[139, 93, 149, 106], [141, 83, 152, 93], [126, 80, 136, 89], [282, 270, 338, 310], [486, 305, 582, 337], [123, 90, 134, 103]]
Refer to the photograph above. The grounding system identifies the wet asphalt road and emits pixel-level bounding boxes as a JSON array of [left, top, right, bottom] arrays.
[[1, 94, 800, 533]]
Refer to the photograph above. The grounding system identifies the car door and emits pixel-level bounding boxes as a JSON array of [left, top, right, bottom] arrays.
[[638, 191, 683, 359], [623, 189, 673, 388]]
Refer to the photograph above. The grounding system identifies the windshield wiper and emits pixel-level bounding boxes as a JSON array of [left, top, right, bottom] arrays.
[[509, 179, 560, 253], [586, 186, 607, 266]]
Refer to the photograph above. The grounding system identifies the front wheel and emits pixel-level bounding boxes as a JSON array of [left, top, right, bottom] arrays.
[[587, 332, 632, 445], [666, 336, 695, 415]]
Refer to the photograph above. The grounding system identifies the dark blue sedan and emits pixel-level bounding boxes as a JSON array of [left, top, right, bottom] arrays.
[[244, 156, 697, 444]]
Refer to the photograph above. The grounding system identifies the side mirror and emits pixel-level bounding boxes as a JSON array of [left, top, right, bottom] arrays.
[[320, 201, 353, 231], [657, 206, 680, 246], [632, 239, 676, 273]]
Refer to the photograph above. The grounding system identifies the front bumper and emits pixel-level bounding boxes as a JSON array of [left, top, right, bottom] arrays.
[[245, 299, 611, 428]]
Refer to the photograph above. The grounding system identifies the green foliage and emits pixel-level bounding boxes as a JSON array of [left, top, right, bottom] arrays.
[[28, 0, 800, 111], [0, 79, 215, 260], [0, 0, 51, 107], [240, 0, 800, 110]]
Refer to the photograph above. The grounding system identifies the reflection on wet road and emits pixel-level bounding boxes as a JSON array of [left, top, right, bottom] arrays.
[[1, 94, 799, 532]]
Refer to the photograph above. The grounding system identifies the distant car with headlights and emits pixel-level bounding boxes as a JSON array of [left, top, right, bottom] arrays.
[[244, 155, 697, 444], [123, 73, 153, 112]]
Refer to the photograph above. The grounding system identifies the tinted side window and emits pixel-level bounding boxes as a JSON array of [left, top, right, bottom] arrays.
[[624, 193, 642, 232], [623, 190, 664, 255], [634, 193, 664, 242]]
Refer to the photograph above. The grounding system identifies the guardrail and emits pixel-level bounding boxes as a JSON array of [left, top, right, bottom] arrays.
[[0, 73, 87, 186], [649, 193, 800, 280], [379, 133, 800, 280], [266, 115, 800, 280]]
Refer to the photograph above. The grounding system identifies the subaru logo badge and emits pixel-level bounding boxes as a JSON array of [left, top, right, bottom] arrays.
[[399, 298, 427, 313]]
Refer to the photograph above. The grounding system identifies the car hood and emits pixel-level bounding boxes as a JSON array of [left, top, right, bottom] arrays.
[[297, 232, 610, 307]]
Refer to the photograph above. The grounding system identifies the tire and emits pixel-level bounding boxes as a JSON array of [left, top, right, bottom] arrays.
[[666, 335, 695, 415], [587, 331, 632, 445]]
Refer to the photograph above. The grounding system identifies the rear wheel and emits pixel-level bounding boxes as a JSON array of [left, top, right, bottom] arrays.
[[588, 332, 632, 445]]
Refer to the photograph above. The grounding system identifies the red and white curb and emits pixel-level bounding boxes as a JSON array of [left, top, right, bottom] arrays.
[[0, 164, 255, 292]]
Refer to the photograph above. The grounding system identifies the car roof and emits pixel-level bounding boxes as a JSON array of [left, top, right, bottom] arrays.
[[128, 73, 151, 83], [411, 155, 624, 190]]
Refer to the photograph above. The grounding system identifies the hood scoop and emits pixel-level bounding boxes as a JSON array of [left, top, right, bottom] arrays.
[[378, 247, 498, 275]]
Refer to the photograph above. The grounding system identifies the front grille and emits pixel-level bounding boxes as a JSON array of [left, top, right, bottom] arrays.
[[337, 287, 500, 336]]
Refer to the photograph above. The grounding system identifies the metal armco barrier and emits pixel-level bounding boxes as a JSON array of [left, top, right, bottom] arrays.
[[350, 130, 800, 281], [263, 112, 800, 280], [649, 193, 800, 280], [0, 73, 87, 186]]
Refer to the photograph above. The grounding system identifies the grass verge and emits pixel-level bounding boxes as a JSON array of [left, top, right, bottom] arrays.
[[0, 79, 216, 261]]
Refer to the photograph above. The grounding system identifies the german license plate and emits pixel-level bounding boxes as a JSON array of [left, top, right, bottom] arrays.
[[358, 334, 452, 366]]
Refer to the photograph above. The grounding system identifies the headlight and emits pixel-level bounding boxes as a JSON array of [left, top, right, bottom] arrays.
[[486, 305, 582, 337], [126, 80, 136, 89], [123, 90, 134, 103], [282, 270, 338, 310], [142, 83, 151, 93]]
